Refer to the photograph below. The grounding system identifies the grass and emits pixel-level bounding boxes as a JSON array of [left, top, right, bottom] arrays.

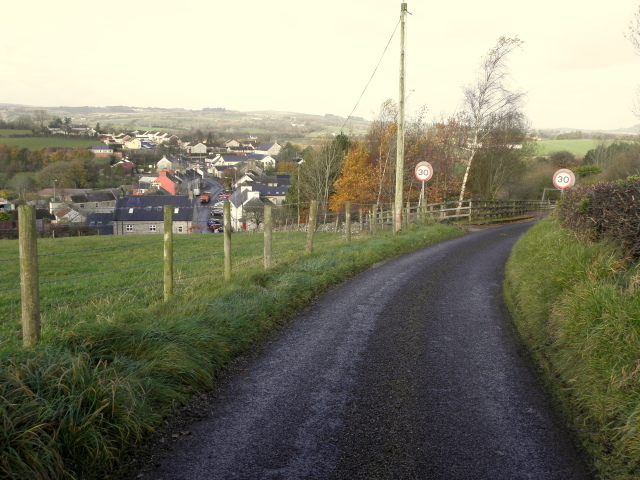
[[535, 139, 599, 157], [505, 216, 640, 479], [0, 129, 32, 137], [0, 137, 99, 149], [0, 231, 344, 351], [0, 223, 464, 479]]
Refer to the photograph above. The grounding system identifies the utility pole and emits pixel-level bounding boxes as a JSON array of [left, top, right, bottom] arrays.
[[394, 2, 407, 233]]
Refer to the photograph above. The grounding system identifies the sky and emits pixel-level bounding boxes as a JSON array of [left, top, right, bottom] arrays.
[[2, 0, 640, 131]]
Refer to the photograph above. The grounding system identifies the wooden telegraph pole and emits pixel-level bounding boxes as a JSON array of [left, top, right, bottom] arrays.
[[394, 2, 408, 233]]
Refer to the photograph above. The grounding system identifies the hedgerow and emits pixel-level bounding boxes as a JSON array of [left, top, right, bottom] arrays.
[[555, 178, 640, 261]]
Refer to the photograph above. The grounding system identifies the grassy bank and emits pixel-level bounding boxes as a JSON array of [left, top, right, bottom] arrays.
[[0, 224, 464, 479], [504, 217, 640, 479]]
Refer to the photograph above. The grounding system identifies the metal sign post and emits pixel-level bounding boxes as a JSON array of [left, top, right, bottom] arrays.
[[414, 161, 433, 207]]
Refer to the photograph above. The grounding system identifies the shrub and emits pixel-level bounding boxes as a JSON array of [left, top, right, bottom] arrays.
[[555, 179, 640, 260]]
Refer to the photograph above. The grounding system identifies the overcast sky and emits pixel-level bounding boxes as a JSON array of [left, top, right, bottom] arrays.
[[2, 0, 640, 131]]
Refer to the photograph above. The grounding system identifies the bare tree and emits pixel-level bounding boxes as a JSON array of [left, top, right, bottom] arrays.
[[298, 135, 347, 217], [468, 110, 533, 200], [32, 110, 50, 133], [458, 36, 525, 207]]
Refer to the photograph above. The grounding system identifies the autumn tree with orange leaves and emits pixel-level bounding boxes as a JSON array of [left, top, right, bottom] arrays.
[[330, 144, 379, 209]]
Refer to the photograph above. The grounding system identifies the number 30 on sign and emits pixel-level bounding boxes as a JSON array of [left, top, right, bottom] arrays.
[[553, 169, 575, 189], [414, 161, 433, 182]]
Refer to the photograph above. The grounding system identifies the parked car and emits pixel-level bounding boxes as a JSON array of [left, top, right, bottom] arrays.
[[208, 219, 223, 232], [211, 209, 223, 217]]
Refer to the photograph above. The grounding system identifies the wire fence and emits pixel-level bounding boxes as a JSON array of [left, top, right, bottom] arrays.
[[3, 199, 553, 348]]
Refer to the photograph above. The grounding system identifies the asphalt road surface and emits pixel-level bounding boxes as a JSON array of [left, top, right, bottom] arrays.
[[127, 221, 592, 480]]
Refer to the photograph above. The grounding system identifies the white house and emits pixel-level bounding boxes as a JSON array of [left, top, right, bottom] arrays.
[[156, 156, 173, 172], [255, 142, 281, 156], [187, 142, 207, 155], [247, 153, 276, 170], [124, 137, 142, 149], [227, 183, 290, 231]]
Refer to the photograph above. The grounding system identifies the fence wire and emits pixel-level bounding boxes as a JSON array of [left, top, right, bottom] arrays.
[[3, 200, 554, 343]]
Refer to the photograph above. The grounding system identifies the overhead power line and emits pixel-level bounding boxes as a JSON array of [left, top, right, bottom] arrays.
[[341, 18, 401, 133]]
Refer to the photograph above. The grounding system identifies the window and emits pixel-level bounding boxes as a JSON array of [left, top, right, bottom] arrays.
[[177, 226, 184, 233], [149, 224, 157, 232], [126, 224, 133, 232]]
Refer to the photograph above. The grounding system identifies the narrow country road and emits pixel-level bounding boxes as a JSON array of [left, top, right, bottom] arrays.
[[125, 222, 592, 480]]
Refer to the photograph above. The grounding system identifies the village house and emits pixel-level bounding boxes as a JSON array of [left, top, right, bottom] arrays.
[[185, 142, 207, 155], [85, 212, 113, 235], [89, 145, 113, 156], [151, 170, 180, 195], [43, 189, 118, 219], [173, 169, 202, 195], [124, 137, 142, 149], [156, 156, 176, 172], [68, 190, 118, 213], [247, 153, 276, 170], [227, 183, 290, 231], [207, 154, 248, 178], [112, 196, 196, 235], [255, 142, 281, 157], [112, 159, 136, 172]]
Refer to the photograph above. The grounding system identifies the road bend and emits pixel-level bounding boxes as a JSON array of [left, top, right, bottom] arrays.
[[127, 221, 592, 480]]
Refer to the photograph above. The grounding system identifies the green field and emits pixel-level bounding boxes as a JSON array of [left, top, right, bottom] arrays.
[[0, 136, 99, 149], [535, 139, 598, 157], [0, 129, 32, 137]]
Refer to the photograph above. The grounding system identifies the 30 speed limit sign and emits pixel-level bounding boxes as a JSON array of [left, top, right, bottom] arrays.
[[553, 169, 575, 189], [414, 161, 433, 182]]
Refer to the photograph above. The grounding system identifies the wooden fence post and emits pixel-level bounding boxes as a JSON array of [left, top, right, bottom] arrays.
[[18, 205, 40, 347], [370, 204, 377, 235], [224, 201, 232, 281], [306, 200, 318, 254], [405, 201, 410, 229], [391, 202, 397, 233], [345, 201, 351, 243], [264, 204, 272, 268], [163, 206, 173, 302]]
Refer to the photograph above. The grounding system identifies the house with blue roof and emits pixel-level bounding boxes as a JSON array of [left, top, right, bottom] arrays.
[[112, 196, 197, 235]]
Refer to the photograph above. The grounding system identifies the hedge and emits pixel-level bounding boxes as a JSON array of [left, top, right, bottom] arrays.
[[555, 179, 640, 261]]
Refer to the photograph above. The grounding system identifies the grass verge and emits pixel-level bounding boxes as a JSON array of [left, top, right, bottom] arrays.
[[0, 223, 464, 479], [504, 216, 640, 479]]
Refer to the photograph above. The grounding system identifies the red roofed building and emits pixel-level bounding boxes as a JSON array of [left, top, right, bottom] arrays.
[[153, 170, 179, 195]]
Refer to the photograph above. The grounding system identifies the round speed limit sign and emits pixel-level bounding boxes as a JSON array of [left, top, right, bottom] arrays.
[[414, 161, 433, 182], [553, 169, 575, 189]]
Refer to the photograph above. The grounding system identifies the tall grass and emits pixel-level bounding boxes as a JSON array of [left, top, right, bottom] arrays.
[[0, 223, 464, 479], [505, 217, 640, 479]]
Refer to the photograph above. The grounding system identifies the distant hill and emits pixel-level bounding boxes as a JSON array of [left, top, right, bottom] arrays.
[[0, 104, 370, 143]]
